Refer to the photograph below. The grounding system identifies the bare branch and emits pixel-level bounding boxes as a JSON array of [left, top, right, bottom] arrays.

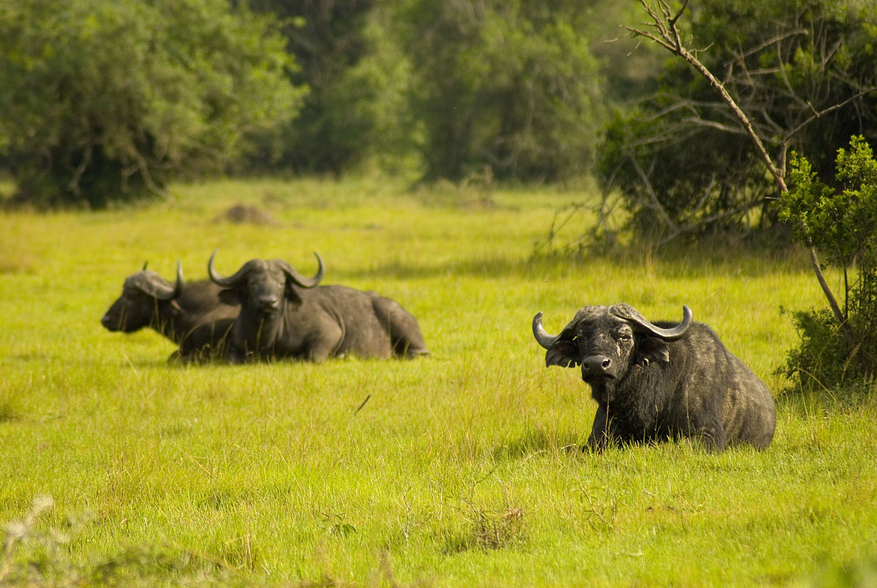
[[627, 0, 788, 192], [809, 247, 857, 351], [679, 117, 749, 135], [668, 0, 689, 28], [786, 89, 877, 142], [627, 151, 679, 237], [731, 28, 808, 63]]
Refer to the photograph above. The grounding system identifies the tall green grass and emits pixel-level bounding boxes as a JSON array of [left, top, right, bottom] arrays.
[[1, 177, 875, 587]]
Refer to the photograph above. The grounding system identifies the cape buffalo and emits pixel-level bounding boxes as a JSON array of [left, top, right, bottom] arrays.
[[101, 262, 239, 362], [532, 304, 776, 452], [208, 250, 430, 363]]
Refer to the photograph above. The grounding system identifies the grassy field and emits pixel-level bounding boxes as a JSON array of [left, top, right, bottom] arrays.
[[1, 177, 875, 587]]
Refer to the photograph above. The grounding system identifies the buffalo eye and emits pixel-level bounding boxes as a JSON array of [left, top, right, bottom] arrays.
[[613, 327, 633, 343]]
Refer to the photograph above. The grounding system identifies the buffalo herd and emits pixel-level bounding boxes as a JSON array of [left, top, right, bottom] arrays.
[[102, 252, 776, 451]]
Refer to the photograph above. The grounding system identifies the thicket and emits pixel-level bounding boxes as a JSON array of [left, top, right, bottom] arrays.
[[778, 137, 877, 392], [611, 0, 877, 395], [595, 0, 877, 243], [0, 0, 654, 207], [2, 0, 876, 228], [0, 0, 304, 208]]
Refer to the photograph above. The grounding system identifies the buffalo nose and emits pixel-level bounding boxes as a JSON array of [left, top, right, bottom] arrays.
[[101, 315, 111, 326], [582, 355, 612, 376], [259, 297, 279, 311]]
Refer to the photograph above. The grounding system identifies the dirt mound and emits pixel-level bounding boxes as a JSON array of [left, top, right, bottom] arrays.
[[212, 204, 278, 226]]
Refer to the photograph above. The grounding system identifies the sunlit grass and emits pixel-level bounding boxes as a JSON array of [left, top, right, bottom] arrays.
[[0, 176, 874, 587]]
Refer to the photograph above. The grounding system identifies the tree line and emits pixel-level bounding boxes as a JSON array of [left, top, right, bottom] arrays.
[[0, 0, 875, 217], [0, 0, 651, 207]]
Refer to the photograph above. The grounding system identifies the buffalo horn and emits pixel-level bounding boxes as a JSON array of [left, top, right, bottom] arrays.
[[132, 261, 182, 300], [532, 312, 561, 349], [278, 253, 325, 289], [208, 249, 251, 287], [611, 304, 693, 340], [155, 260, 184, 300]]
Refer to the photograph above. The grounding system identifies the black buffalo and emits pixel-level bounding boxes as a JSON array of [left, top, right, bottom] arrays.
[[101, 262, 239, 362], [532, 304, 776, 451], [207, 250, 430, 363]]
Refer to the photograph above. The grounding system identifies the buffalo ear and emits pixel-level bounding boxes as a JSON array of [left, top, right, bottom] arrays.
[[637, 337, 670, 366], [218, 289, 242, 306], [546, 341, 581, 368], [284, 281, 303, 304]]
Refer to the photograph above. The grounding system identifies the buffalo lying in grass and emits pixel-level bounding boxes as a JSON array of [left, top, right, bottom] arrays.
[[532, 303, 776, 452], [208, 250, 430, 363], [101, 262, 239, 362]]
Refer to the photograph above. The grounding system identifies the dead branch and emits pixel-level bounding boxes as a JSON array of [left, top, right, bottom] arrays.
[[627, 151, 679, 240], [626, 0, 788, 192]]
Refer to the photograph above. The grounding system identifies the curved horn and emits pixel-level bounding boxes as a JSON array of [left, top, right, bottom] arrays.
[[155, 260, 184, 300], [532, 312, 561, 349], [611, 304, 693, 340], [208, 249, 251, 287], [278, 252, 325, 289]]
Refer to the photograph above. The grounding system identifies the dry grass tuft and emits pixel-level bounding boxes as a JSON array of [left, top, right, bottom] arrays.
[[464, 505, 526, 551]]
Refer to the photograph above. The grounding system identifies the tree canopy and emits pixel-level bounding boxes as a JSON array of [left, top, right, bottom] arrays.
[[397, 0, 606, 182], [2, 0, 876, 209], [596, 0, 877, 242], [0, 0, 305, 208]]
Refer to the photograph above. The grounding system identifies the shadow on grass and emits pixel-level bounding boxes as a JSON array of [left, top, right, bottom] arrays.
[[336, 257, 535, 281], [492, 428, 583, 462], [333, 244, 811, 282]]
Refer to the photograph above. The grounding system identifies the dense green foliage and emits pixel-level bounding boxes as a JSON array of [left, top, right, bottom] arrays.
[[247, 0, 628, 180], [242, 0, 380, 175], [397, 0, 605, 182], [0, 0, 304, 208], [597, 0, 877, 242], [1, 178, 875, 587], [778, 136, 877, 390], [3, 0, 876, 208]]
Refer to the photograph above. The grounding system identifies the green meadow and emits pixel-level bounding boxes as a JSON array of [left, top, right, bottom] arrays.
[[1, 177, 875, 587]]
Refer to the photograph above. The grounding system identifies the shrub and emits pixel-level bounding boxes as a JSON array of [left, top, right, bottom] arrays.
[[0, 0, 305, 209], [778, 136, 877, 392]]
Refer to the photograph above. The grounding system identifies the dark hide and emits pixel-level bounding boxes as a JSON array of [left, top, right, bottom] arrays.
[[209, 253, 430, 363], [533, 304, 776, 452], [102, 266, 240, 362]]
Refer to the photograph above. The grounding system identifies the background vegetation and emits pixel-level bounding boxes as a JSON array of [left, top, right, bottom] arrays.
[[595, 0, 877, 243], [0, 0, 658, 205], [0, 0, 304, 208], [4, 0, 874, 250], [1, 179, 876, 587]]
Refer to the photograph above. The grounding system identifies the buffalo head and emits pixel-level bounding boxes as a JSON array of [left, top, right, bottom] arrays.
[[207, 249, 325, 315], [102, 262, 184, 332], [533, 304, 693, 383]]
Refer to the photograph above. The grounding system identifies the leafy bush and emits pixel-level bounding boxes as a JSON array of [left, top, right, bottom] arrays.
[[781, 308, 856, 393], [778, 136, 877, 392], [398, 0, 606, 182], [0, 0, 305, 208]]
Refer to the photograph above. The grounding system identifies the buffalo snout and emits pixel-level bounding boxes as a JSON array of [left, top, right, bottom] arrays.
[[258, 295, 280, 313], [582, 354, 616, 379]]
